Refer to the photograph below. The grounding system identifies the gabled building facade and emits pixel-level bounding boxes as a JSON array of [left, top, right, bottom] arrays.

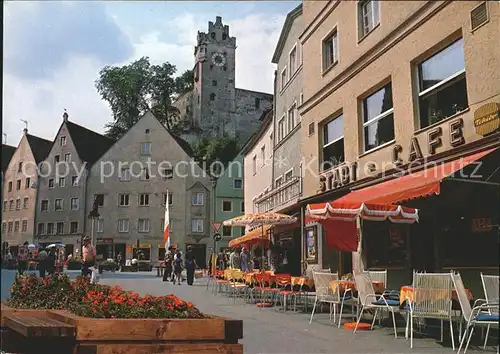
[[215, 152, 245, 250], [254, 4, 304, 214], [35, 113, 114, 256], [2, 130, 52, 249], [85, 111, 213, 265]]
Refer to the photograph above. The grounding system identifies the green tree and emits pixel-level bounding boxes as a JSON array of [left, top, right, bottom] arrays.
[[95, 57, 194, 139], [192, 136, 240, 174]]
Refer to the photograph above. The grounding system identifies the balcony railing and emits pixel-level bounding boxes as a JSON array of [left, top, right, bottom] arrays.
[[254, 176, 302, 213]]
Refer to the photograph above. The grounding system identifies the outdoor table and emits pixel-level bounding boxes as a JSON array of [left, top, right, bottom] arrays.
[[399, 285, 473, 305], [291, 277, 314, 289], [155, 265, 165, 277], [330, 280, 385, 294]]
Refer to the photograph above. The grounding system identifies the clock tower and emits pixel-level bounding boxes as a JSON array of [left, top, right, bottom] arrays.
[[193, 16, 237, 138]]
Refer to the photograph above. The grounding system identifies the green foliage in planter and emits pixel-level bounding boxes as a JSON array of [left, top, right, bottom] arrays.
[[7, 274, 205, 319], [99, 260, 119, 271], [67, 259, 82, 270]]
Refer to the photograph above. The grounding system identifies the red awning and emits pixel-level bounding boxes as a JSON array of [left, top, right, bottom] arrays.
[[306, 147, 497, 251]]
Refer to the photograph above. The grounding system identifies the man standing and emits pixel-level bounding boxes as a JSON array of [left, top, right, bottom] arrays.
[[240, 248, 248, 272], [82, 236, 96, 277], [37, 247, 48, 277], [185, 245, 197, 285], [229, 248, 241, 269]]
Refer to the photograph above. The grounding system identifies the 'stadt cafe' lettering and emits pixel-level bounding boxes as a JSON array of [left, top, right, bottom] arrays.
[[319, 117, 468, 193]]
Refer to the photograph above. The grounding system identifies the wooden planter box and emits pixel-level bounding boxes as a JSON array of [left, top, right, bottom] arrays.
[[1, 303, 243, 354]]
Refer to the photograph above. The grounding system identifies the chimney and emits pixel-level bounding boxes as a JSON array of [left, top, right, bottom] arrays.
[[63, 110, 69, 121], [23, 128, 28, 135]]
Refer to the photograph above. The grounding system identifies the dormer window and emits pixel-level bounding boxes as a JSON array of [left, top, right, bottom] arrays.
[[210, 93, 216, 101], [222, 33, 227, 40], [60, 136, 66, 146], [211, 32, 216, 38]]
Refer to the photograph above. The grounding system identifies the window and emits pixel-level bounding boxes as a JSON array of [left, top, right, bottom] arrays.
[[14, 221, 20, 232], [70, 222, 78, 234], [140, 142, 152, 155], [210, 93, 216, 101], [70, 197, 79, 210], [9, 199, 13, 211], [145, 129, 150, 134], [120, 168, 131, 181], [8, 222, 13, 233], [162, 192, 173, 206], [288, 104, 296, 132], [139, 193, 150, 206], [241, 201, 244, 212], [40, 200, 49, 212], [260, 146, 266, 166], [47, 223, 54, 235], [275, 176, 283, 188], [64, 153, 71, 162], [58, 177, 65, 187], [71, 176, 79, 186], [96, 219, 104, 233], [233, 179, 242, 189], [362, 83, 394, 151], [162, 168, 173, 180], [222, 201, 232, 212], [323, 29, 339, 70], [56, 222, 64, 234], [23, 197, 28, 209], [60, 136, 66, 146], [48, 179, 54, 188], [281, 67, 287, 90], [418, 38, 468, 129], [55, 198, 63, 211], [191, 219, 204, 233], [2, 222, 6, 234], [25, 177, 30, 189], [255, 97, 260, 109], [212, 80, 217, 86], [16, 180, 21, 190], [54, 155, 60, 164], [141, 168, 150, 180], [289, 46, 297, 74], [21, 220, 27, 232], [222, 226, 232, 237], [359, 0, 380, 38], [3, 200, 7, 210], [322, 114, 345, 169], [8, 181, 12, 192], [15, 199, 20, 210], [285, 169, 293, 181], [138, 219, 150, 233], [192, 192, 204, 206], [471, 2, 488, 31], [95, 194, 104, 206], [119, 194, 130, 207], [18, 162, 23, 172], [118, 219, 129, 233], [37, 223, 45, 235], [278, 117, 285, 141]]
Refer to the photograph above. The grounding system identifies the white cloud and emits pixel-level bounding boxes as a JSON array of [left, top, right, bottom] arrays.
[[3, 9, 285, 146]]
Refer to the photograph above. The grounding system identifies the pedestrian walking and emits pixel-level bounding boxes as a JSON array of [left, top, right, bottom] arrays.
[[46, 248, 56, 275], [17, 246, 28, 275], [185, 245, 198, 285], [36, 248, 48, 277], [172, 250, 183, 285], [163, 251, 173, 282], [81, 236, 96, 277]]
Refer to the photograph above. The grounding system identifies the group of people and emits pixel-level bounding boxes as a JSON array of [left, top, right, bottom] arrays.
[[162, 245, 198, 285], [215, 247, 258, 271], [2, 243, 59, 277]]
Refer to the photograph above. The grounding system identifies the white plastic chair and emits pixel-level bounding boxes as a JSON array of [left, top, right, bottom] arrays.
[[309, 271, 340, 325], [353, 271, 400, 338], [453, 272, 499, 353], [407, 272, 455, 349]]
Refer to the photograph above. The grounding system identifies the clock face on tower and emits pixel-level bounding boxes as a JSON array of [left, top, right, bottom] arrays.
[[212, 52, 226, 67]]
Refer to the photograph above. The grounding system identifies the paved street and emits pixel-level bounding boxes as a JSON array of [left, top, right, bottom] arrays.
[[1, 270, 496, 354]]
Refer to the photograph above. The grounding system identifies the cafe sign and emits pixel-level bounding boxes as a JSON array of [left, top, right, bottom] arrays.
[[319, 162, 357, 193], [474, 102, 500, 136]]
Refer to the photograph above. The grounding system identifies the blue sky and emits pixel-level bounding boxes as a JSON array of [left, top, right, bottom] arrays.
[[3, 1, 299, 145]]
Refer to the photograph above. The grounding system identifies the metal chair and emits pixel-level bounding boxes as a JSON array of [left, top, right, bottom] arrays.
[[480, 273, 499, 349], [453, 272, 499, 353], [309, 271, 340, 325], [407, 272, 455, 349], [353, 271, 400, 338]]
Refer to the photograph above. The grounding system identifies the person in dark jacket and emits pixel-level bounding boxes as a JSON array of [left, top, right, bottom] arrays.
[[163, 251, 173, 282], [172, 250, 183, 285], [37, 248, 48, 277], [185, 245, 198, 285], [46, 248, 56, 275]]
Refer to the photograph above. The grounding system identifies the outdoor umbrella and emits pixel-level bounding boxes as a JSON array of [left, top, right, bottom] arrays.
[[223, 212, 297, 272], [46, 243, 65, 249], [27, 244, 36, 249]]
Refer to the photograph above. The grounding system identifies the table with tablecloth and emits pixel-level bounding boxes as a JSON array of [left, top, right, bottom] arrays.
[[330, 280, 385, 294], [399, 286, 473, 305], [291, 277, 314, 290]]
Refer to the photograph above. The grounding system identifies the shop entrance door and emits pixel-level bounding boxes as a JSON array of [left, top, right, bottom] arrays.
[[114, 244, 126, 264], [186, 244, 207, 269]]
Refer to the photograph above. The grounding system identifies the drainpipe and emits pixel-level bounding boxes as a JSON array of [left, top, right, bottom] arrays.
[[271, 70, 277, 184]]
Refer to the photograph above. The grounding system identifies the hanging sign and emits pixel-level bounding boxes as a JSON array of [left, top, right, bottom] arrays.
[[474, 102, 500, 136]]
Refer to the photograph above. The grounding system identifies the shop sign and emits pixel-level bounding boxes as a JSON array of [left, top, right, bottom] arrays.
[[473, 102, 500, 136], [393, 117, 466, 164], [96, 238, 113, 245], [319, 162, 357, 193], [471, 217, 492, 233]]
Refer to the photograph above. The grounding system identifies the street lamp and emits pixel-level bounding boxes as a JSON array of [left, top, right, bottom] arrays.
[[209, 162, 221, 272]]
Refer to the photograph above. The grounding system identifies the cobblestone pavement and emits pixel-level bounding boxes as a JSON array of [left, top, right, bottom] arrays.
[[96, 273, 496, 354]]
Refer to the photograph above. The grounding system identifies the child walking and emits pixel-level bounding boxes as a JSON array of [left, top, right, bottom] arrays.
[[173, 250, 183, 285]]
